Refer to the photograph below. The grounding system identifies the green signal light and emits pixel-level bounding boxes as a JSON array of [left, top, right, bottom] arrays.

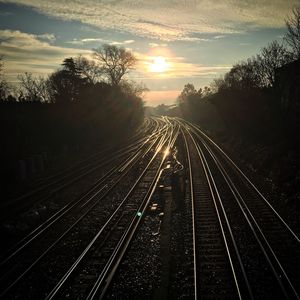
[[137, 211, 142, 217]]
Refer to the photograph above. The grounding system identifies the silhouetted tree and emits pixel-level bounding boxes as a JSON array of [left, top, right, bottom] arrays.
[[257, 41, 292, 87], [285, 7, 300, 59], [48, 57, 87, 103], [93, 44, 136, 86], [210, 76, 228, 93], [177, 83, 204, 115], [177, 83, 197, 104], [202, 86, 212, 97], [0, 56, 10, 100], [119, 80, 148, 98], [18, 72, 51, 102], [75, 55, 103, 84], [224, 58, 263, 90], [0, 56, 3, 76]]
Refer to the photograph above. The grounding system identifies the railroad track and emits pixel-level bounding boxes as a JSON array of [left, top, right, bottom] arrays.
[[84, 123, 179, 300], [1, 128, 162, 258], [179, 118, 300, 299], [1, 117, 298, 299], [181, 124, 243, 299], [0, 119, 162, 247], [0, 119, 176, 299], [0, 118, 160, 220]]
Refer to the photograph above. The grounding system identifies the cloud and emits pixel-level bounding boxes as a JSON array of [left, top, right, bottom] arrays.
[[0, 29, 91, 82], [178, 37, 212, 42], [1, 0, 297, 40], [68, 37, 134, 46], [149, 43, 168, 48], [110, 39, 135, 45], [37, 33, 56, 42], [67, 38, 106, 45], [214, 35, 226, 39]]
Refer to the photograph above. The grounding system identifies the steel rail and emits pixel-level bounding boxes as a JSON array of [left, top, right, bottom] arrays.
[[0, 127, 167, 298], [1, 117, 159, 214], [89, 122, 179, 300], [196, 132, 299, 299], [44, 122, 174, 300], [180, 128, 198, 300], [180, 122, 249, 300], [0, 135, 155, 221], [0, 131, 161, 268], [181, 118, 299, 298], [185, 119, 300, 243]]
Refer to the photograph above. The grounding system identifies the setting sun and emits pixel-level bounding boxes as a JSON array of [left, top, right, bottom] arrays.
[[149, 56, 169, 73]]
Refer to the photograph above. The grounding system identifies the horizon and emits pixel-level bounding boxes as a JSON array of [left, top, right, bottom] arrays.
[[0, 0, 297, 106]]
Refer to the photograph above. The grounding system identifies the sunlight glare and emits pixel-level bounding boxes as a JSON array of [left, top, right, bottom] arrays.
[[164, 148, 170, 157], [149, 56, 169, 73]]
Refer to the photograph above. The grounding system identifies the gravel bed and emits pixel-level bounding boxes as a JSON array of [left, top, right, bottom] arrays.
[[169, 139, 195, 299], [105, 141, 195, 299], [106, 190, 162, 299]]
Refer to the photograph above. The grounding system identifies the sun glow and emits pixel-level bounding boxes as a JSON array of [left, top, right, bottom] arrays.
[[149, 56, 169, 73]]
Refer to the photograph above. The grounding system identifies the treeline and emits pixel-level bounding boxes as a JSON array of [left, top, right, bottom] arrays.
[[176, 8, 300, 203], [0, 45, 145, 187]]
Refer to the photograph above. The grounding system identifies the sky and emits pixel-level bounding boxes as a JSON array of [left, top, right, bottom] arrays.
[[0, 0, 298, 106]]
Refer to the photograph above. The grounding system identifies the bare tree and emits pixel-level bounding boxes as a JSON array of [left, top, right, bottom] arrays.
[[75, 55, 103, 84], [38, 77, 52, 102], [93, 44, 136, 86], [285, 7, 300, 60], [18, 72, 51, 102], [0, 56, 3, 74], [0, 79, 9, 100], [0, 56, 10, 99], [257, 40, 293, 87], [18, 72, 39, 101]]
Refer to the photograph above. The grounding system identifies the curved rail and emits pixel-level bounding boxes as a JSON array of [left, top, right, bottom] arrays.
[[0, 124, 167, 298], [177, 118, 299, 299], [44, 121, 178, 299]]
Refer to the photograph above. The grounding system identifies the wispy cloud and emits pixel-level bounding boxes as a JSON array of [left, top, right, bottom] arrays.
[[1, 0, 297, 40], [68, 37, 134, 46], [67, 38, 106, 45], [178, 37, 213, 42], [37, 33, 56, 42], [149, 43, 168, 48], [214, 35, 226, 39], [110, 39, 135, 45], [0, 29, 91, 82]]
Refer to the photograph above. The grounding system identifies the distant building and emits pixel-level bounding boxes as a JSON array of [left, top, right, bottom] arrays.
[[275, 59, 300, 111]]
